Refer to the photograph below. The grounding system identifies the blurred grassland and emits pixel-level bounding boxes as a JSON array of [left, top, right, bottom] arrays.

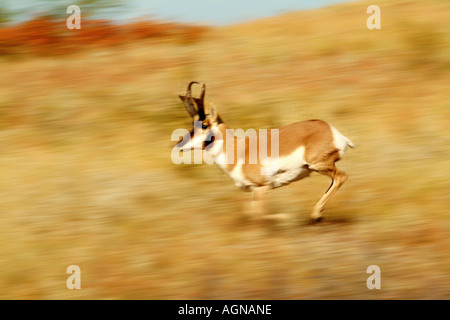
[[0, 0, 450, 299]]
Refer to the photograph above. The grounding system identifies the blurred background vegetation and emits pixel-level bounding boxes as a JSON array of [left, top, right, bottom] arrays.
[[0, 0, 449, 299]]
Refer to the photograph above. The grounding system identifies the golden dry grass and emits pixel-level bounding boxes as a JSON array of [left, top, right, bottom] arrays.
[[1, 0, 450, 299]]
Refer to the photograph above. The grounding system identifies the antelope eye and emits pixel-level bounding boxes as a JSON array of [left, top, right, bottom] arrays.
[[202, 124, 208, 129]]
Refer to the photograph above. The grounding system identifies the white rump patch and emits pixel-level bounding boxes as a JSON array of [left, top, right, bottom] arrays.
[[330, 125, 355, 158]]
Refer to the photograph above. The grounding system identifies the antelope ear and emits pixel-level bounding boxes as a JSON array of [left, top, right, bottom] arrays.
[[178, 95, 185, 102], [208, 102, 218, 122]]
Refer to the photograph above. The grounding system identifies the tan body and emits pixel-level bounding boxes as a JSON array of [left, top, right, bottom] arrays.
[[207, 119, 354, 220], [177, 82, 354, 222]]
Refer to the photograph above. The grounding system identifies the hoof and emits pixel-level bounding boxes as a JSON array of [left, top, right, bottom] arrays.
[[309, 216, 323, 224]]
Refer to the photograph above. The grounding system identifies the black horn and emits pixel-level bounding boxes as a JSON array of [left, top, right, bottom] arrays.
[[199, 83, 205, 101], [186, 81, 199, 98], [195, 83, 206, 120], [179, 81, 207, 120], [180, 81, 200, 119]]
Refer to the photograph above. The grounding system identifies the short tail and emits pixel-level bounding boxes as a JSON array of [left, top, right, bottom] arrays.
[[346, 137, 355, 149]]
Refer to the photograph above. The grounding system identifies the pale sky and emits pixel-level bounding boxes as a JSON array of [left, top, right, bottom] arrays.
[[3, 0, 352, 25], [126, 0, 352, 25]]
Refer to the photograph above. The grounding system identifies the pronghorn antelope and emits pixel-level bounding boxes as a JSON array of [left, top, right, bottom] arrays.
[[175, 81, 355, 222]]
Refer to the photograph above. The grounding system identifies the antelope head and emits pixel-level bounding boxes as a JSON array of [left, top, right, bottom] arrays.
[[176, 81, 222, 151]]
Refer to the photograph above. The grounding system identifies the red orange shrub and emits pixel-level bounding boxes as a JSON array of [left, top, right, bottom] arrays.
[[0, 16, 209, 56]]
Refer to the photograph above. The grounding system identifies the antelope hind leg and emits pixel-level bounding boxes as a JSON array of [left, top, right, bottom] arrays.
[[311, 168, 348, 222]]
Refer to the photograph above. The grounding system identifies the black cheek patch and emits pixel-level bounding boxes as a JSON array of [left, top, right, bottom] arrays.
[[203, 131, 215, 149]]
